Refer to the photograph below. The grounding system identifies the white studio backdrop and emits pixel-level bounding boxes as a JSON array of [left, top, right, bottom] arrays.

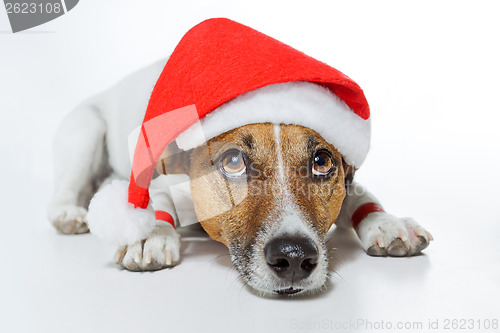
[[1, 1, 499, 333]]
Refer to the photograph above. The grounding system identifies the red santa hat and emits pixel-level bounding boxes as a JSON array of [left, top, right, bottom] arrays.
[[86, 18, 370, 246]]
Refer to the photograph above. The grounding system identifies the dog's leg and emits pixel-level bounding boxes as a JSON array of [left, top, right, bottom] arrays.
[[48, 104, 110, 234], [336, 182, 433, 256], [113, 175, 181, 271]]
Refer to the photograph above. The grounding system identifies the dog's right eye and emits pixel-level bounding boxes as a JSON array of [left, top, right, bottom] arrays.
[[220, 149, 247, 177]]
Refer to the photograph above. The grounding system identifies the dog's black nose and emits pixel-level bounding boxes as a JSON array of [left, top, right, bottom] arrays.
[[264, 236, 319, 282]]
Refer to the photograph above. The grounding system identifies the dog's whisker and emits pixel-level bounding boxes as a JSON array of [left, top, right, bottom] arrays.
[[229, 270, 245, 287], [325, 237, 336, 245], [327, 253, 345, 263], [326, 248, 347, 263], [238, 276, 250, 297], [208, 253, 232, 264], [326, 270, 344, 284]]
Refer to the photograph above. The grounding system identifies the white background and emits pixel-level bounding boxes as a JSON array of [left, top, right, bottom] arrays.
[[1, 1, 499, 332]]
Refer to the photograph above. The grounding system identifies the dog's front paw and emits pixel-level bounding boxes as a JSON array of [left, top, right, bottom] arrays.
[[114, 222, 181, 271], [357, 213, 433, 257], [50, 205, 89, 234]]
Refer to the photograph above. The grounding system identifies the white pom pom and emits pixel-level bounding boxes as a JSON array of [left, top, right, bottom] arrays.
[[87, 180, 156, 246]]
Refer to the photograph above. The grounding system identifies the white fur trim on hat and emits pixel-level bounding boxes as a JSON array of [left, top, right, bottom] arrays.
[[87, 180, 156, 246], [175, 81, 371, 168]]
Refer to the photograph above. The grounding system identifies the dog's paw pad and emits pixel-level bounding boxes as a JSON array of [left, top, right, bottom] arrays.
[[357, 214, 432, 257], [51, 206, 89, 234], [115, 223, 181, 271]]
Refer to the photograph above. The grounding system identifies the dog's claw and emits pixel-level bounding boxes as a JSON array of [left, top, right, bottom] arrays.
[[375, 235, 385, 248], [144, 252, 153, 264], [114, 246, 127, 264], [398, 230, 409, 243], [165, 251, 172, 266], [414, 227, 425, 237]]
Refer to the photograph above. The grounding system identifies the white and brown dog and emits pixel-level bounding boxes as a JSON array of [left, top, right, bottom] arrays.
[[48, 19, 432, 296]]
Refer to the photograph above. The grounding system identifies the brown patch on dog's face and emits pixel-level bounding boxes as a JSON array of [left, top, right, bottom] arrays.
[[187, 124, 277, 246], [187, 123, 345, 245], [279, 125, 346, 235]]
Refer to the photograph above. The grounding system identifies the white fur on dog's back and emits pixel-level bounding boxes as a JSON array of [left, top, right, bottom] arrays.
[[84, 59, 167, 178]]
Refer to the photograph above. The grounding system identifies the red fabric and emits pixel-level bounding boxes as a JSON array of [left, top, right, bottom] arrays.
[[129, 17, 370, 208], [155, 210, 175, 229], [130, 105, 198, 204], [128, 175, 150, 209], [351, 202, 385, 229]]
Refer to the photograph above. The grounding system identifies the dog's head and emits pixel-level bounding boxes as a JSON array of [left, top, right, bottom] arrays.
[[158, 83, 361, 296]]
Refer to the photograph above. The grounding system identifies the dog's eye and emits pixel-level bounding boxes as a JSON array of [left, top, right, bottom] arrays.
[[220, 149, 246, 177], [312, 150, 335, 178]]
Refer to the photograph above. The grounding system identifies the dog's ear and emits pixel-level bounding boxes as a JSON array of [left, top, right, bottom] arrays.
[[342, 158, 357, 186], [155, 141, 191, 175]]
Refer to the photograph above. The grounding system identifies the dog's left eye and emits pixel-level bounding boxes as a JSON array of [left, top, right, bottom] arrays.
[[220, 149, 246, 177], [312, 150, 335, 178]]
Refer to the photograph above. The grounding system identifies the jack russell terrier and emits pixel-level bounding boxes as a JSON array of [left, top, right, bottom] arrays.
[[48, 18, 432, 296]]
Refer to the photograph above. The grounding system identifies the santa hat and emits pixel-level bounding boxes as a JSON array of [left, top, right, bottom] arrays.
[[86, 18, 370, 246]]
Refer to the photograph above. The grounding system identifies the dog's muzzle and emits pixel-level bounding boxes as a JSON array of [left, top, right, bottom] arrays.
[[264, 235, 319, 294]]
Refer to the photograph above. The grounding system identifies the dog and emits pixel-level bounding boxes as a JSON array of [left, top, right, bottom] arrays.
[[48, 60, 432, 296], [48, 19, 432, 296]]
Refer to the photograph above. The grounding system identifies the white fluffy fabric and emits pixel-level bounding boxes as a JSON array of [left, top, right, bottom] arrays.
[[86, 180, 156, 246], [176, 81, 371, 168]]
